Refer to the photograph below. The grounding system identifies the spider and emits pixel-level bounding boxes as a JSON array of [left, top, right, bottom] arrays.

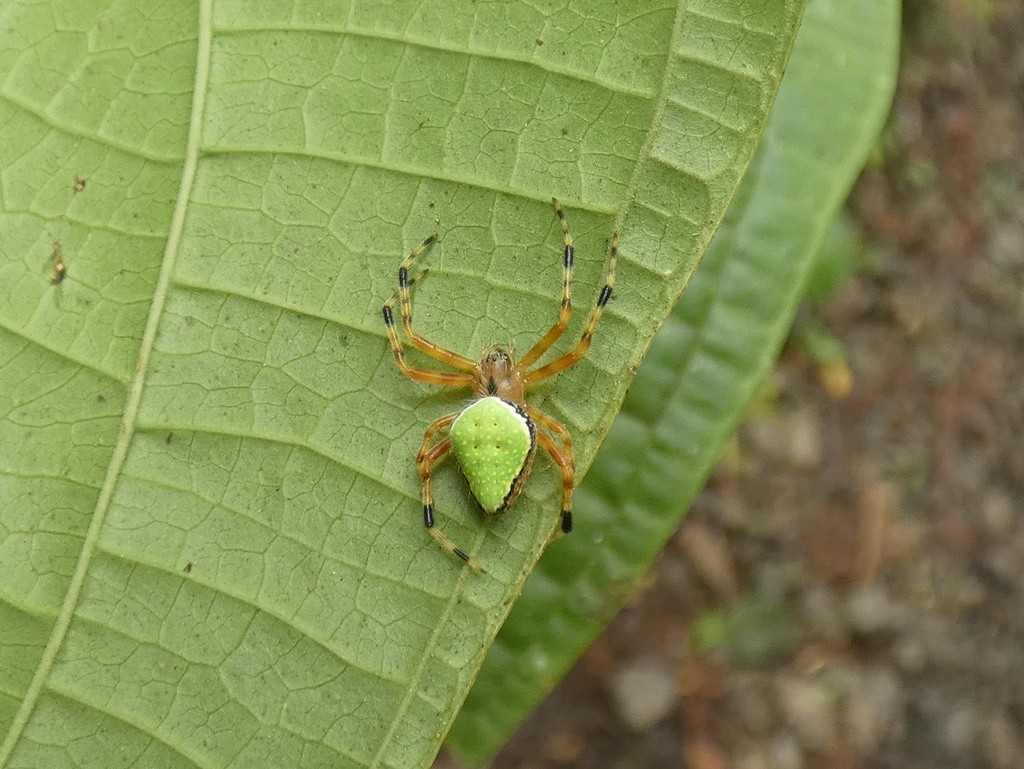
[[382, 199, 617, 573]]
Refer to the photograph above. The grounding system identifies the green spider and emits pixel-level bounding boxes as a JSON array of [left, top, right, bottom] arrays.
[[382, 199, 618, 573]]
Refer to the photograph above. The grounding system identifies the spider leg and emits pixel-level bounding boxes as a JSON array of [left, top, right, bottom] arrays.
[[383, 266, 428, 311], [382, 300, 474, 387], [526, 231, 617, 385], [532, 420, 576, 534], [417, 425, 485, 573], [394, 234, 477, 373], [519, 198, 575, 368], [525, 403, 573, 454], [416, 411, 458, 463]]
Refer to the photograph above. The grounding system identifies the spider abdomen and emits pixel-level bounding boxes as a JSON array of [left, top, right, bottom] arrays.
[[450, 396, 537, 515]]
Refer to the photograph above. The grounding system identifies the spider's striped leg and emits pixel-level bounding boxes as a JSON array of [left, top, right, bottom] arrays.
[[533, 424, 576, 535], [394, 234, 477, 372], [519, 198, 575, 368], [417, 425, 485, 573], [381, 301, 474, 387], [383, 266, 428, 315], [526, 231, 618, 385], [415, 411, 457, 467], [525, 404, 573, 455]]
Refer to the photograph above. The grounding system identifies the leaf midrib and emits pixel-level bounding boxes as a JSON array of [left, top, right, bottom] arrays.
[[0, 1, 214, 763]]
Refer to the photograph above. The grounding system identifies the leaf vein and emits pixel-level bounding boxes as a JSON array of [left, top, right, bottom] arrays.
[[0, 594, 55, 624], [0, 324, 127, 385], [117, 465, 451, 603], [40, 684, 212, 769], [213, 23, 656, 100], [88, 545, 413, 689], [133, 422, 422, 508], [202, 146, 618, 215], [0, 91, 182, 166], [4, 208, 168, 241]]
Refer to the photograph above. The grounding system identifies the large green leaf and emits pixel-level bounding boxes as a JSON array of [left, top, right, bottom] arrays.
[[449, 0, 900, 761], [0, 2, 802, 767]]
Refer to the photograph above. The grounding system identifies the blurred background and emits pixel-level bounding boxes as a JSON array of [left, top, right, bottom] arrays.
[[440, 1, 1023, 767]]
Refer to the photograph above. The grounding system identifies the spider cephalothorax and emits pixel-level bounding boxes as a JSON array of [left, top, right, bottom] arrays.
[[382, 199, 617, 573], [475, 346, 524, 399]]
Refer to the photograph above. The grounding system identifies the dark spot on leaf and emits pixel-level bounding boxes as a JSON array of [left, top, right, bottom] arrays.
[[49, 241, 67, 285]]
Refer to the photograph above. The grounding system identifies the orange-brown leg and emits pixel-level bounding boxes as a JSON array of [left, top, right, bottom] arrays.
[[382, 299, 474, 387], [416, 412, 458, 460], [394, 234, 477, 372], [534, 422, 576, 534], [526, 231, 618, 385], [519, 198, 575, 368], [417, 430, 485, 573], [525, 404, 573, 455]]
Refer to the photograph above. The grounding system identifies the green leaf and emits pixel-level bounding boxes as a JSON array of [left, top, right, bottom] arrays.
[[0, 2, 802, 768], [448, 0, 900, 761], [804, 211, 867, 305]]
